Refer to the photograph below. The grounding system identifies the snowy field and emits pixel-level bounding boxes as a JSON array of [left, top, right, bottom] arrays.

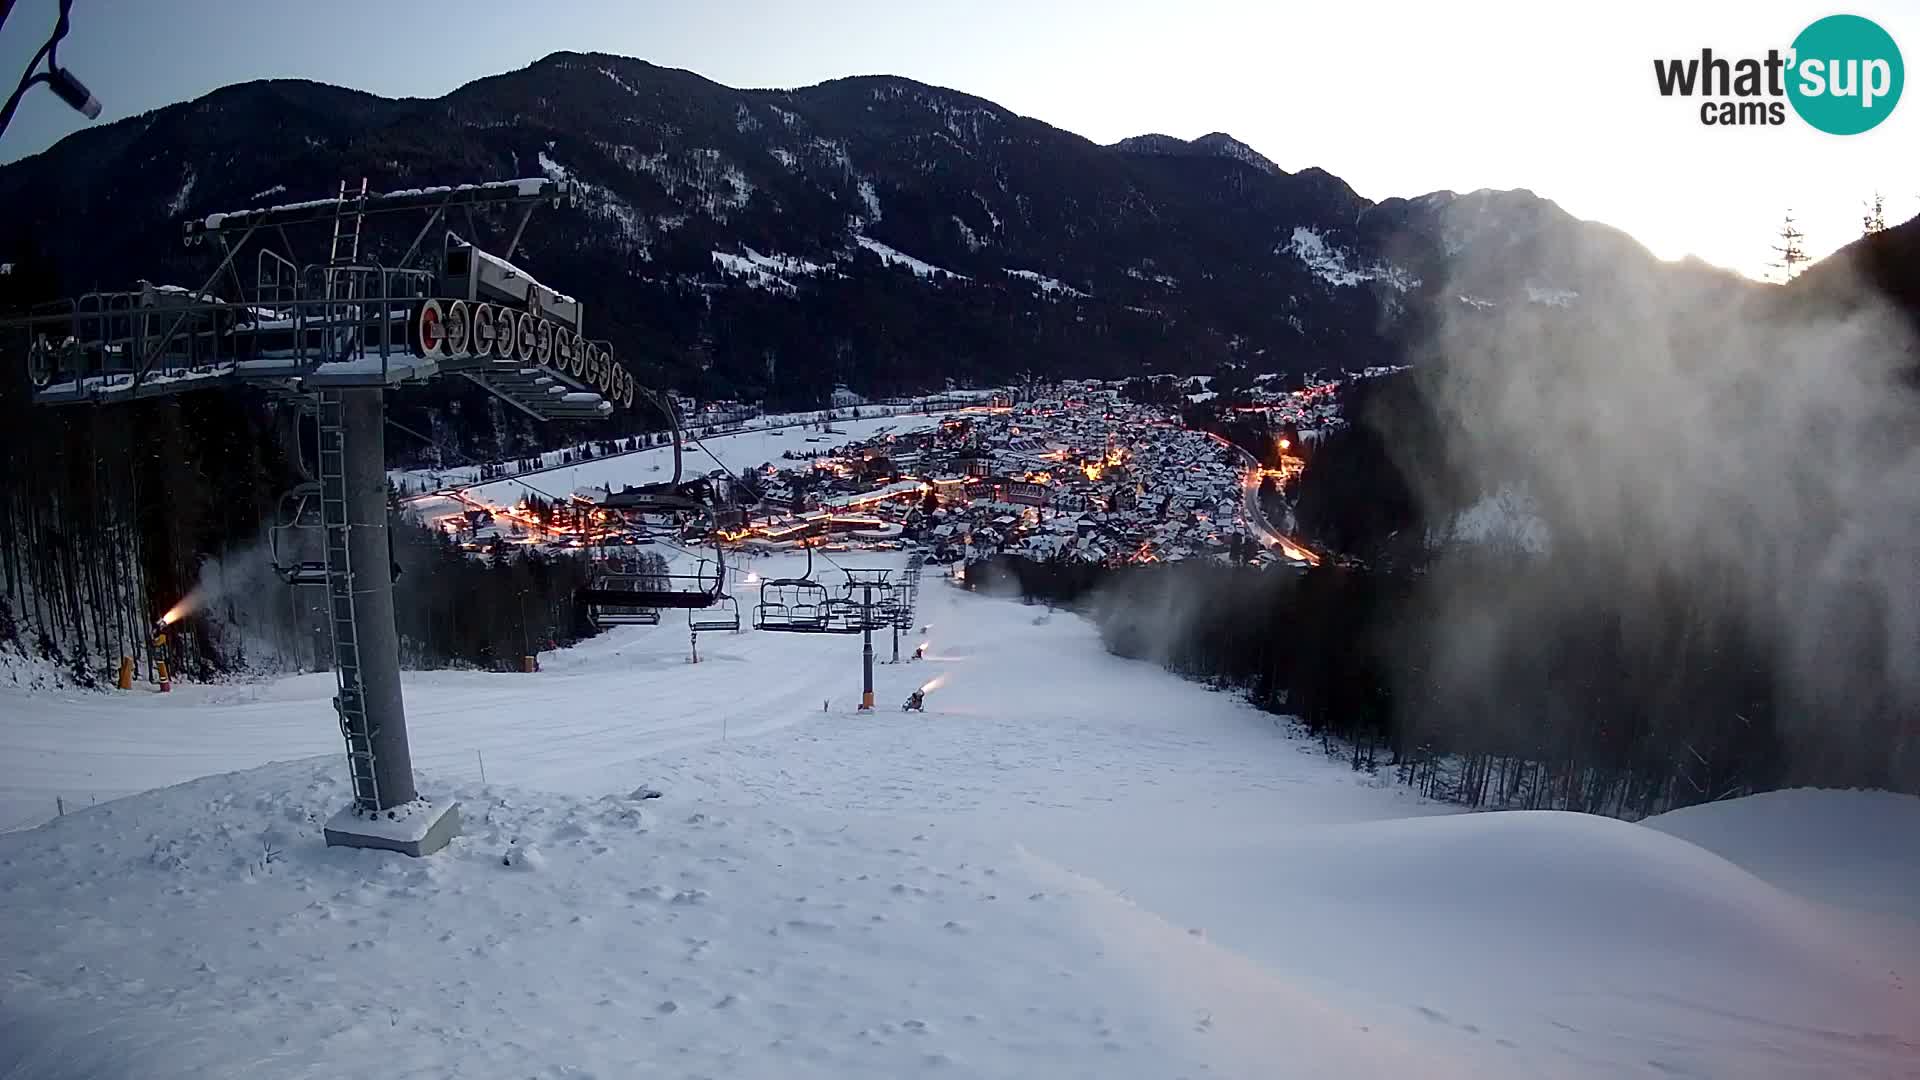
[[392, 401, 977, 495], [2, 551, 1919, 1077], [420, 413, 936, 512]]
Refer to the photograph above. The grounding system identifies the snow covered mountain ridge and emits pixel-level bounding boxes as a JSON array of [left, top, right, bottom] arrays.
[[1111, 131, 1283, 176], [0, 51, 1755, 403]]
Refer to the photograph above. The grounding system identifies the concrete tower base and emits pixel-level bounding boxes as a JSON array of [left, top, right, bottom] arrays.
[[323, 798, 462, 858]]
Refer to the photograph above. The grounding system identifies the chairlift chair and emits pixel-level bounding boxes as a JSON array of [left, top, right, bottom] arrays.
[[754, 577, 831, 631], [582, 558, 664, 628], [689, 594, 740, 633], [752, 547, 845, 633], [580, 549, 727, 627], [821, 596, 872, 633], [268, 483, 330, 586]]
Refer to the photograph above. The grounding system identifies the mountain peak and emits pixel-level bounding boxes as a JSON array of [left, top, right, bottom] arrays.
[[1110, 132, 1184, 154], [1188, 132, 1280, 175], [1111, 131, 1280, 175]]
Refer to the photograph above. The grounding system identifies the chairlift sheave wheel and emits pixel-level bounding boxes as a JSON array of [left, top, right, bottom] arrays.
[[515, 312, 537, 364], [443, 301, 471, 355], [492, 309, 519, 362], [470, 303, 497, 357]]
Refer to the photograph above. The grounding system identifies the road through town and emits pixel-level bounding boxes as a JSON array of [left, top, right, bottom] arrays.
[[1204, 430, 1320, 565]]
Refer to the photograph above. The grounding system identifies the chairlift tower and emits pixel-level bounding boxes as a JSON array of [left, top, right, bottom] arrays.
[[752, 549, 917, 708], [889, 552, 924, 663], [2, 176, 645, 856], [843, 567, 893, 709]]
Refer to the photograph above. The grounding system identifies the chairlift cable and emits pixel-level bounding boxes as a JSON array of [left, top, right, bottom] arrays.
[[683, 426, 765, 501], [385, 417, 566, 506], [811, 544, 850, 576]]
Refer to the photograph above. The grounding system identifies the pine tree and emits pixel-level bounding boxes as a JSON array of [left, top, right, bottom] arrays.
[[1770, 211, 1809, 282], [1863, 192, 1887, 236]]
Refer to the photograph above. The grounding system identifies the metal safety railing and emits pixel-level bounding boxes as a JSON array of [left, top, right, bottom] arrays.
[[12, 263, 438, 401]]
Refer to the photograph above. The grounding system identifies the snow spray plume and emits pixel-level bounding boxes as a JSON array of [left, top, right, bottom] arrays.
[[162, 543, 304, 666], [157, 588, 204, 627], [1086, 562, 1275, 671], [960, 558, 1026, 601], [162, 560, 231, 626], [1400, 208, 1920, 788]]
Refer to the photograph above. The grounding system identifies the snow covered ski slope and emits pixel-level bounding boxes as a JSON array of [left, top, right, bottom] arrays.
[[2, 551, 1918, 1077], [407, 412, 927, 511]]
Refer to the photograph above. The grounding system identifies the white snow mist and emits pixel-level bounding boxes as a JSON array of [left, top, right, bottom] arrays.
[[1410, 218, 1920, 785]]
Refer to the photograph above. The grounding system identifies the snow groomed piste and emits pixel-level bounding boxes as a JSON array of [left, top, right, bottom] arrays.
[[1, 551, 1918, 1076]]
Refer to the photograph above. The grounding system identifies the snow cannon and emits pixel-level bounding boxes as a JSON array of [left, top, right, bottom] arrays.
[[150, 617, 172, 692], [904, 674, 946, 711]]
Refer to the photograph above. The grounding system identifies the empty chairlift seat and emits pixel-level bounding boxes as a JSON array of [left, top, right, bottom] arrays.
[[754, 578, 831, 632], [582, 575, 663, 628], [689, 594, 740, 633], [580, 555, 727, 628]]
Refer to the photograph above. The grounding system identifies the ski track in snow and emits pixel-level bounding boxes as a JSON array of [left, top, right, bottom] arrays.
[[2, 551, 1919, 1077]]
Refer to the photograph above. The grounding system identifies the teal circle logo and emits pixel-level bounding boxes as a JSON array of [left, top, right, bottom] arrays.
[[1787, 14, 1903, 134]]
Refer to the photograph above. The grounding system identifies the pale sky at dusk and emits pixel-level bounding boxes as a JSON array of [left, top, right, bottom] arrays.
[[3, 0, 1913, 279]]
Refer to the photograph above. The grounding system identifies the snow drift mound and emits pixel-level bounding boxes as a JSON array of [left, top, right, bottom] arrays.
[[1645, 787, 1920, 917], [1089, 806, 1917, 1063], [1025, 800, 1920, 1075], [1295, 810, 1849, 973]]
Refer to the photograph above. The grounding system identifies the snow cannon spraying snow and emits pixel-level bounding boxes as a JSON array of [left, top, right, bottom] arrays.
[[155, 586, 200, 631], [904, 674, 947, 710], [150, 614, 174, 693], [149, 588, 205, 692]]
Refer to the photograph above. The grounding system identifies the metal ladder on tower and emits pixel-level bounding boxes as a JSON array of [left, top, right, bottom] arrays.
[[324, 177, 369, 301], [320, 180, 369, 365], [317, 388, 380, 811]]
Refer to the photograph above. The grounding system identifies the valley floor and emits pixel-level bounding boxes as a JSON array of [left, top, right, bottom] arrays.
[[2, 552, 1918, 1077]]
